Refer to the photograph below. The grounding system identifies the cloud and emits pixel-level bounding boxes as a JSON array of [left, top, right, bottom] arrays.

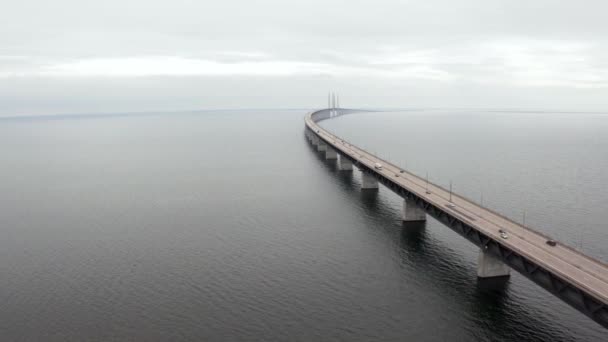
[[19, 56, 328, 77], [4, 37, 605, 88], [0, 54, 456, 82], [2, 0, 608, 115]]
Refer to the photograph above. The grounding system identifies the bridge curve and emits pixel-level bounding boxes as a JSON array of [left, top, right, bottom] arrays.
[[304, 108, 608, 329]]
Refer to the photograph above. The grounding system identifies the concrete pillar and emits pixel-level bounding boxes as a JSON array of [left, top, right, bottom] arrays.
[[361, 172, 378, 189], [325, 147, 337, 159], [311, 135, 319, 146], [477, 249, 510, 278], [402, 198, 426, 222], [338, 155, 353, 171], [317, 141, 327, 152]]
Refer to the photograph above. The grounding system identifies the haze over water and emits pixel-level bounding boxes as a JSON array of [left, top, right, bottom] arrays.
[[1, 109, 607, 341]]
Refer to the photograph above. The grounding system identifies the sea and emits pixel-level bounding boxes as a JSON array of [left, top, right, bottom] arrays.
[[1, 109, 607, 341]]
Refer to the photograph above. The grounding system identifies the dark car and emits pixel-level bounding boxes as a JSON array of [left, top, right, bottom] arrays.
[[546, 239, 557, 247]]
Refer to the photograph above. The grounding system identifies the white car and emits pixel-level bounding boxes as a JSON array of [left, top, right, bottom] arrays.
[[374, 163, 383, 170], [499, 229, 508, 239]]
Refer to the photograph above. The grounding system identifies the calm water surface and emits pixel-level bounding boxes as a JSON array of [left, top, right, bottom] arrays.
[[1, 109, 607, 341]]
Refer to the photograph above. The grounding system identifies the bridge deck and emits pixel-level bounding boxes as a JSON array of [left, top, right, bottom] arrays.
[[305, 110, 608, 314]]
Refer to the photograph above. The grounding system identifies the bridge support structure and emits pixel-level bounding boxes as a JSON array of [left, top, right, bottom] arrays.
[[338, 155, 353, 171], [317, 140, 327, 152], [325, 147, 337, 160], [361, 172, 379, 189], [402, 198, 426, 222], [477, 249, 511, 278]]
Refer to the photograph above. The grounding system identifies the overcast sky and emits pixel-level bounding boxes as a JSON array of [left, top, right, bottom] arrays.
[[2, 0, 608, 116]]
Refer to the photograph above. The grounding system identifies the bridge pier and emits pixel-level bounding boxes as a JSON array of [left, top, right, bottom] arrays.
[[338, 155, 353, 171], [477, 249, 511, 278], [317, 140, 327, 152], [402, 198, 426, 222], [311, 135, 318, 146], [361, 172, 379, 189], [325, 147, 337, 160]]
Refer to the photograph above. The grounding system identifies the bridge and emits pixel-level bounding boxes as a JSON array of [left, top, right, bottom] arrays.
[[304, 108, 608, 329]]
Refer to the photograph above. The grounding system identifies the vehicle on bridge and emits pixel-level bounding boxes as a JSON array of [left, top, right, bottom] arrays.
[[499, 229, 509, 239], [374, 163, 383, 170]]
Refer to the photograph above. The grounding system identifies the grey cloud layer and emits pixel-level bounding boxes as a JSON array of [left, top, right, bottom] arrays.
[[2, 0, 608, 115]]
